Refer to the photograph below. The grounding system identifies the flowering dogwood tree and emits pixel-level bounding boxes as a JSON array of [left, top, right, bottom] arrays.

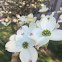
[[0, 0, 62, 62]]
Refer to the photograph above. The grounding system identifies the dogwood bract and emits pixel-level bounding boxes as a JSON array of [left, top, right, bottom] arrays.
[[5, 25, 38, 62], [26, 13, 37, 23], [17, 15, 27, 26], [39, 4, 49, 13], [29, 15, 62, 48]]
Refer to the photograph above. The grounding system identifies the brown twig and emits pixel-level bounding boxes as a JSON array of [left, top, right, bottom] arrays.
[[1, 0, 9, 17], [11, 53, 19, 62]]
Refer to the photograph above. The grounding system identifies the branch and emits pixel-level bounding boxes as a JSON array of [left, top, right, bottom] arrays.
[[1, 0, 9, 17], [11, 53, 19, 62]]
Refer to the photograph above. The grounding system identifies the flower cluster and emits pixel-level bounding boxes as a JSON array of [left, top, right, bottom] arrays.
[[16, 13, 36, 26], [5, 11, 62, 62]]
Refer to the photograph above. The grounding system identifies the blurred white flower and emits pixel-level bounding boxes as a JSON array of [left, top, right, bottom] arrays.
[[18, 16, 27, 22], [17, 15, 27, 26], [29, 15, 62, 48], [26, 13, 37, 23], [17, 13, 36, 26], [39, 4, 49, 13]]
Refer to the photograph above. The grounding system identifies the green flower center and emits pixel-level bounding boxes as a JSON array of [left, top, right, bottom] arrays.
[[22, 42, 29, 49], [42, 30, 51, 36], [47, 17, 50, 20]]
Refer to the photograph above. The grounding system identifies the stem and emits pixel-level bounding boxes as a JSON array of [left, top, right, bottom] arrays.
[[10, 24, 16, 33], [1, 0, 9, 17], [11, 53, 19, 62]]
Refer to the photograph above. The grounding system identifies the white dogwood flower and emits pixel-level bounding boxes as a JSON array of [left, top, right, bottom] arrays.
[[29, 15, 62, 48], [5, 25, 38, 62], [26, 13, 36, 23], [39, 15, 56, 31], [17, 15, 27, 26], [39, 4, 49, 13]]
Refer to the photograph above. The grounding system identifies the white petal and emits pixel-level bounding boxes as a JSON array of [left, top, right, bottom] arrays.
[[40, 15, 56, 31], [16, 35, 23, 41], [27, 14, 36, 23], [19, 47, 38, 62], [41, 14, 45, 18], [18, 16, 27, 22], [28, 13, 33, 18], [17, 28, 24, 35], [22, 25, 29, 32], [29, 28, 42, 42], [29, 21, 36, 31], [50, 30, 62, 41], [16, 15, 21, 18], [9, 34, 16, 41], [35, 37, 49, 48], [36, 21, 41, 28], [18, 21, 26, 25], [54, 23, 60, 29], [27, 17, 36, 23], [33, 17, 37, 22], [5, 41, 22, 52], [39, 8, 48, 12], [51, 11, 56, 16], [60, 7, 62, 11], [28, 38, 36, 47], [17, 25, 29, 35]]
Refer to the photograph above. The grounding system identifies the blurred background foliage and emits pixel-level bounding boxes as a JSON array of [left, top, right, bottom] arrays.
[[0, 0, 50, 16]]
